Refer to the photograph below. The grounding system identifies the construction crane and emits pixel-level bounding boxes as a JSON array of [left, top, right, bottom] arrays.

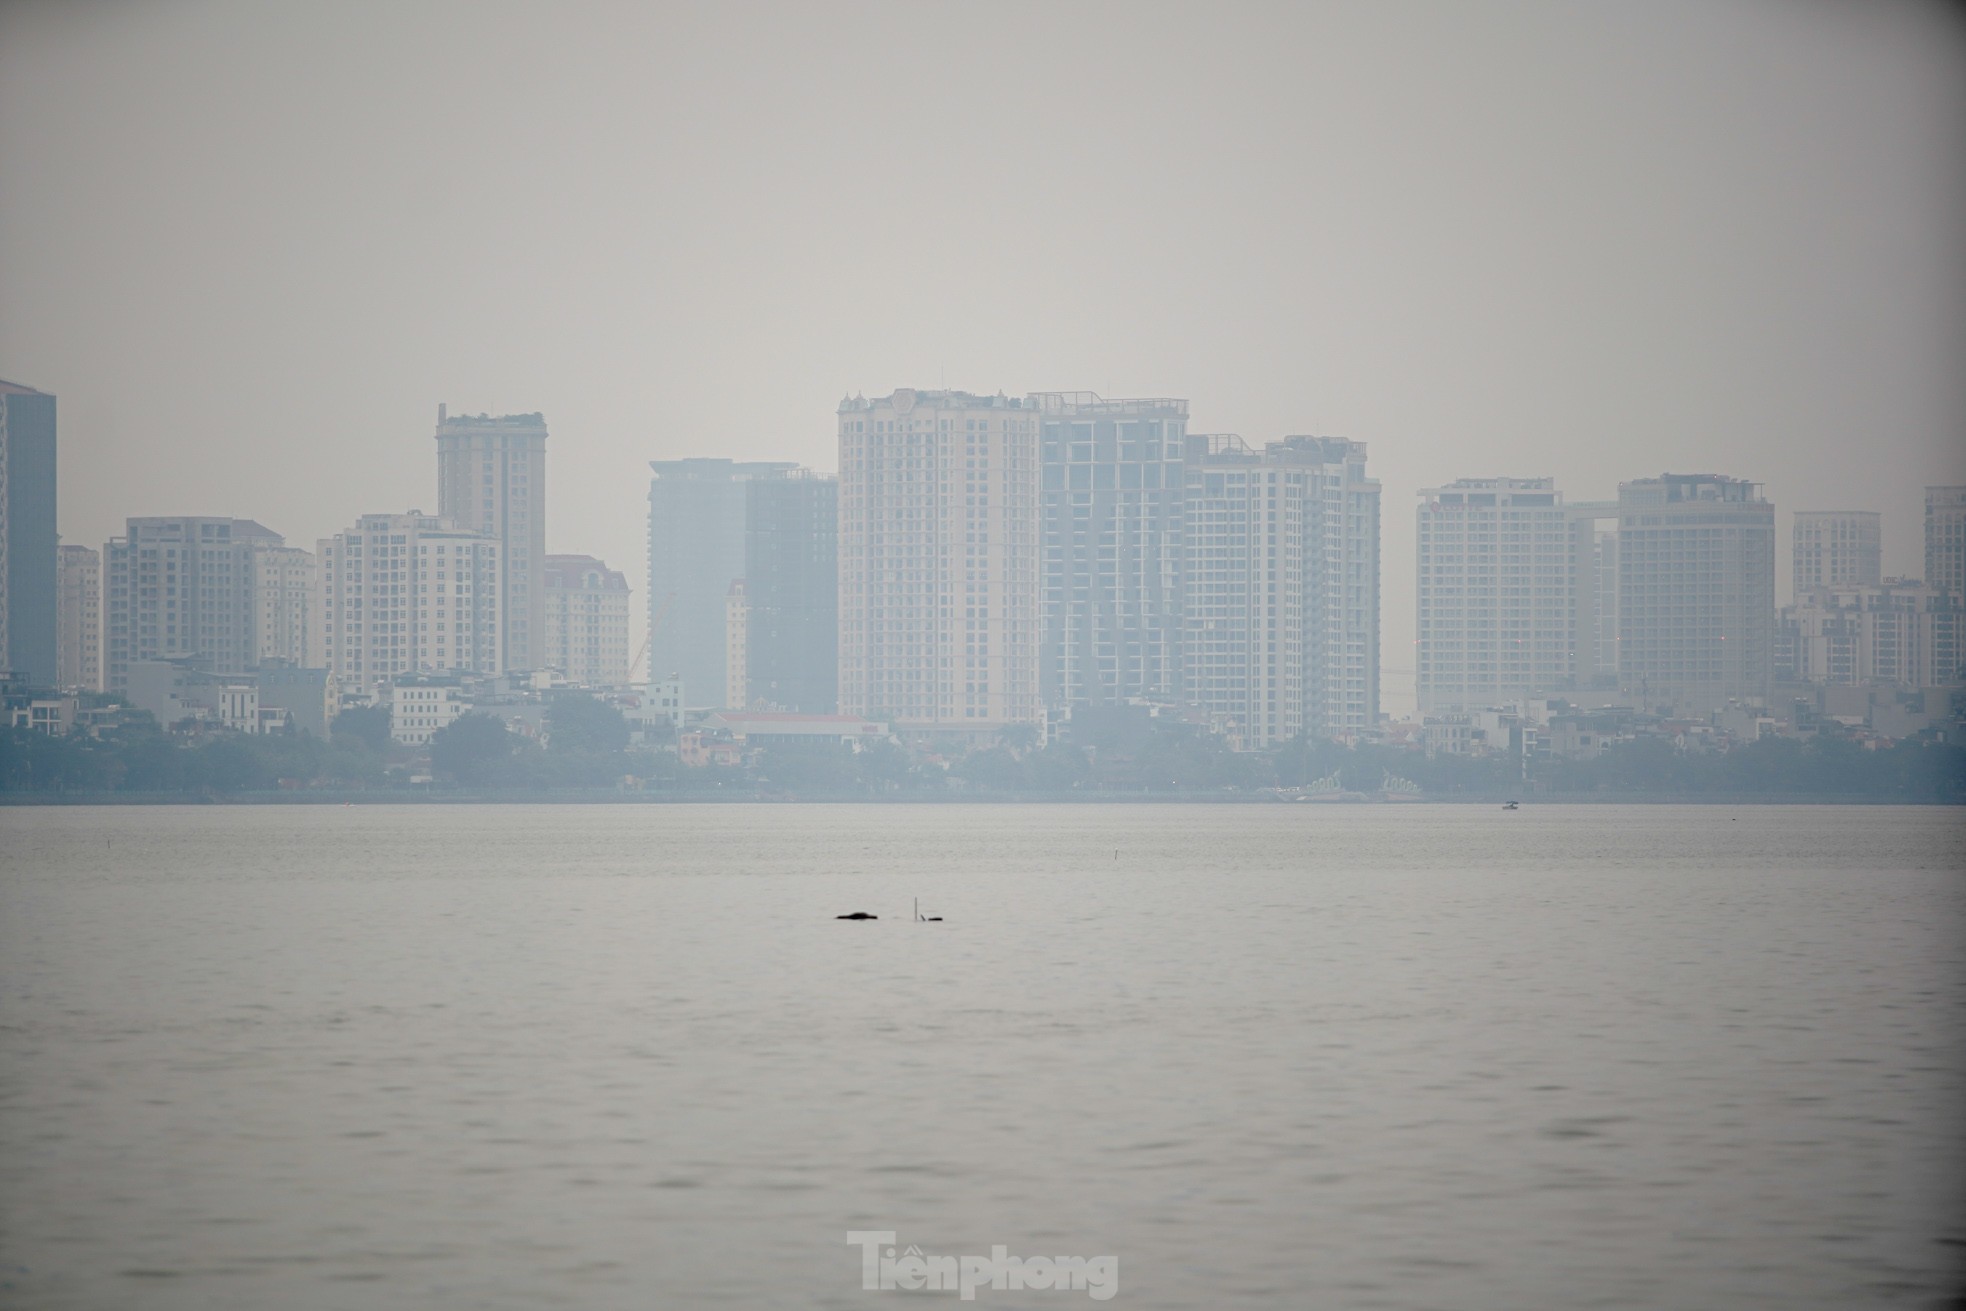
[[628, 591, 677, 683]]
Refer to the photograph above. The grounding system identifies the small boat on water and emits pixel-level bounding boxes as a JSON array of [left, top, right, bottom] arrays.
[[1502, 800, 1520, 810]]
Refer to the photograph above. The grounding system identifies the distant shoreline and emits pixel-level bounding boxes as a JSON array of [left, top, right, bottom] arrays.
[[2, 792, 1958, 807]]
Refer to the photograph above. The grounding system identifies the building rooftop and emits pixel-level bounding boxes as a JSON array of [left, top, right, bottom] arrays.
[[648, 458, 801, 480], [0, 378, 49, 395], [1029, 392, 1189, 416], [838, 388, 1036, 413], [543, 555, 629, 590]]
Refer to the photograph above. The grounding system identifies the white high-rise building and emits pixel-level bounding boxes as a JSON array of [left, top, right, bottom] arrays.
[[838, 388, 1040, 731], [436, 407, 546, 672], [1416, 478, 1573, 714], [1617, 473, 1775, 713], [1182, 435, 1379, 748], [1778, 580, 1964, 688], [1792, 510, 1881, 596], [1927, 486, 1966, 602], [543, 553, 632, 688], [320, 511, 501, 686], [104, 517, 301, 694], [56, 543, 100, 691]]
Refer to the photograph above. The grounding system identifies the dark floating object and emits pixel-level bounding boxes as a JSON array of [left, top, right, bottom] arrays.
[[914, 899, 944, 923], [1502, 800, 1520, 810], [836, 912, 878, 920]]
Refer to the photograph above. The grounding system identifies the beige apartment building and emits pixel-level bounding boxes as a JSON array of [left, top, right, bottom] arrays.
[[838, 388, 1040, 732], [320, 511, 502, 687], [436, 406, 546, 671], [542, 553, 632, 688], [56, 543, 101, 691]]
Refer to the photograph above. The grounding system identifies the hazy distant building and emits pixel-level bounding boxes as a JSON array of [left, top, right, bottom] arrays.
[[838, 389, 1040, 731], [646, 458, 799, 709], [724, 578, 748, 709], [1035, 392, 1188, 712], [104, 517, 300, 694], [743, 472, 837, 712], [543, 553, 631, 687], [1416, 478, 1573, 714], [1550, 500, 1621, 691], [250, 539, 318, 669], [1182, 435, 1379, 748], [1778, 580, 1963, 688], [1, 379, 57, 685], [56, 543, 100, 691], [320, 511, 501, 684], [255, 661, 334, 738], [386, 677, 467, 746], [436, 406, 546, 671], [1792, 510, 1881, 596], [1617, 473, 1775, 713], [1927, 486, 1966, 602]]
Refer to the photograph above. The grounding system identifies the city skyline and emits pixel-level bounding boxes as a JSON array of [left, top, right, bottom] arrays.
[[17, 363, 1966, 721], [4, 3, 1961, 720]]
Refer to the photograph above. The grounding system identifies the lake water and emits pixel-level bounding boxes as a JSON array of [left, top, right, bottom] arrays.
[[1, 803, 1962, 1309]]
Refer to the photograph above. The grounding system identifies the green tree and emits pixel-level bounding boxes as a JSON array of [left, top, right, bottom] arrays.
[[331, 704, 392, 753], [429, 713, 519, 786], [545, 692, 630, 754], [954, 745, 1027, 791]]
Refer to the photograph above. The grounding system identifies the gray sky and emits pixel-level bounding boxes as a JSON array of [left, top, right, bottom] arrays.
[[4, 0, 1962, 716]]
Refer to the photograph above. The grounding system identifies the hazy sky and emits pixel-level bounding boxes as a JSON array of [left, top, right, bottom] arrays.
[[4, 0, 1962, 715]]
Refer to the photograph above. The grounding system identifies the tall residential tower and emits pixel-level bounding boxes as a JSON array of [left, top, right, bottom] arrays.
[[1792, 510, 1881, 596], [104, 518, 306, 694], [1617, 473, 1775, 713], [320, 512, 501, 683], [0, 380, 57, 684], [838, 389, 1040, 731], [645, 458, 799, 709], [1416, 478, 1573, 714], [543, 554, 632, 687], [1182, 435, 1379, 748], [436, 407, 546, 671], [1927, 486, 1966, 602], [1035, 393, 1188, 712], [743, 472, 838, 712], [56, 544, 101, 691]]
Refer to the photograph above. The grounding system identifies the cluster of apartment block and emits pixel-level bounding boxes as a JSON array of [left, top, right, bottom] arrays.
[[10, 362, 1964, 753], [21, 400, 636, 733], [1416, 479, 1966, 729], [641, 390, 1383, 750]]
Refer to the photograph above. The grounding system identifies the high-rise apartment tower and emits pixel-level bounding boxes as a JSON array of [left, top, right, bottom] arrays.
[[1035, 392, 1189, 712], [320, 512, 502, 683], [838, 389, 1040, 731], [1182, 435, 1379, 748], [1926, 486, 1966, 602], [1416, 478, 1574, 714], [1792, 510, 1881, 597], [543, 554, 632, 687], [56, 544, 101, 691], [645, 458, 801, 709], [0, 380, 57, 685], [104, 518, 308, 693], [436, 406, 546, 671], [1617, 473, 1775, 713]]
